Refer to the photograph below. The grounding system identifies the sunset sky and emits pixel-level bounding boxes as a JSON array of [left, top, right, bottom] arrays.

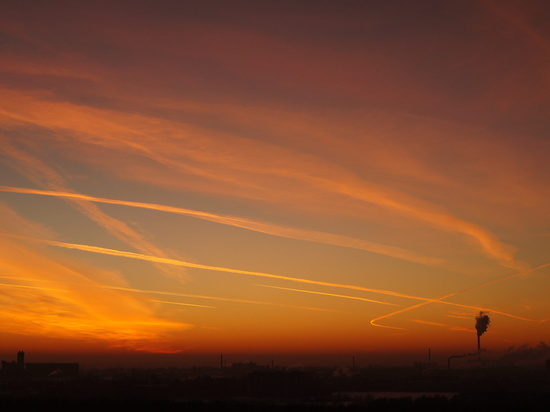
[[0, 0, 548, 366]]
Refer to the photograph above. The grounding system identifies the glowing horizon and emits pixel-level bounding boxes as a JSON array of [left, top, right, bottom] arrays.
[[0, 1, 548, 363]]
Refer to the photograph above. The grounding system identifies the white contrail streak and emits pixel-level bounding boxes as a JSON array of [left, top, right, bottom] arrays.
[[40, 238, 528, 319], [104, 285, 348, 313], [146, 299, 216, 308], [0, 281, 67, 293], [0, 185, 441, 265], [0, 274, 344, 313], [370, 263, 549, 328], [43, 239, 451, 302], [253, 284, 399, 306]]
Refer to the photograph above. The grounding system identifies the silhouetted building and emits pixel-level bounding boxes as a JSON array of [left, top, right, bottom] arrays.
[[1, 360, 23, 377], [1, 351, 79, 379]]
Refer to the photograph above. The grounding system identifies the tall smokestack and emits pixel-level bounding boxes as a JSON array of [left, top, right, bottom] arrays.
[[475, 311, 490, 359]]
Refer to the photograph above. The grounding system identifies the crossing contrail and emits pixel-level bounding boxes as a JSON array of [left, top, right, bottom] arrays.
[[40, 238, 529, 319], [369, 263, 549, 328]]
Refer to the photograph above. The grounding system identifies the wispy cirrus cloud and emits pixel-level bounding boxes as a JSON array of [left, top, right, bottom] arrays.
[[0, 88, 528, 270], [0, 203, 190, 352], [94, 285, 349, 313], [1, 0, 548, 354], [369, 264, 549, 329], [0, 185, 442, 266], [410, 319, 472, 333], [25, 236, 530, 322], [253, 283, 399, 306], [0, 139, 187, 281]]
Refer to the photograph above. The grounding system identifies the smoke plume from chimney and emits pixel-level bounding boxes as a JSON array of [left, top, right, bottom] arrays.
[[475, 311, 491, 355], [475, 311, 490, 337]]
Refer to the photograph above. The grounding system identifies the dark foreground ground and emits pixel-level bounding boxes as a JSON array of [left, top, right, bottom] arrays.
[[2, 363, 549, 411], [1, 394, 550, 412]]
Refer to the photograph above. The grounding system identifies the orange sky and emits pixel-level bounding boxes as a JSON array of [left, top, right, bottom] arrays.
[[0, 0, 549, 366]]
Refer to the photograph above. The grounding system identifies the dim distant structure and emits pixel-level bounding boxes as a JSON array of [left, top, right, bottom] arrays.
[[1, 351, 79, 379]]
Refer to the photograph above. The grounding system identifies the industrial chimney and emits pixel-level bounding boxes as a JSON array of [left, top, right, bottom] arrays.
[[475, 312, 490, 361]]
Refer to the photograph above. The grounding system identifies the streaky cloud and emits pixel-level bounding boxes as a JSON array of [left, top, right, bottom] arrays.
[[0, 89, 525, 270], [0, 233, 190, 352], [0, 185, 442, 266], [147, 299, 216, 309], [253, 283, 399, 306], [370, 263, 549, 328], [0, 274, 342, 314], [0, 281, 68, 294], [103, 285, 349, 313], [410, 319, 471, 332], [0, 145, 187, 282], [33, 236, 529, 317]]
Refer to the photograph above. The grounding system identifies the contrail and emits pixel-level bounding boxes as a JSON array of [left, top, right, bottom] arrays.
[[103, 285, 349, 313], [253, 284, 399, 306], [146, 299, 216, 309], [0, 281, 68, 294], [370, 263, 549, 328], [410, 319, 471, 332], [0, 186, 441, 266], [370, 300, 531, 330], [0, 150, 186, 282], [0, 93, 525, 270], [0, 274, 346, 314], [41, 238, 529, 317], [43, 240, 458, 302]]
